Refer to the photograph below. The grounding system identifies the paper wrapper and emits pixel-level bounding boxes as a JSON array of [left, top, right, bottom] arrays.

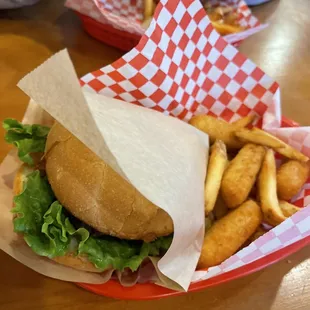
[[1, 0, 310, 293], [64, 0, 268, 47], [1, 48, 210, 291]]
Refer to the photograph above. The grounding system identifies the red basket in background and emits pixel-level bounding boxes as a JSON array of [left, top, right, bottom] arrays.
[[76, 12, 140, 51], [68, 0, 266, 52]]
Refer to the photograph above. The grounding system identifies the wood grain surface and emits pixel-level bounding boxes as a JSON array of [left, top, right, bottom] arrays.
[[0, 0, 309, 309]]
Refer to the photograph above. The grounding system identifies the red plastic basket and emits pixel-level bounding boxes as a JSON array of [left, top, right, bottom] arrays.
[[75, 11, 141, 52], [75, 11, 244, 50], [77, 116, 309, 300]]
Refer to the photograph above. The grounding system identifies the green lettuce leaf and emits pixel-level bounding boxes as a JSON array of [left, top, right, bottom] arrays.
[[3, 118, 50, 165], [13, 171, 55, 235], [12, 170, 172, 271], [78, 234, 172, 272]]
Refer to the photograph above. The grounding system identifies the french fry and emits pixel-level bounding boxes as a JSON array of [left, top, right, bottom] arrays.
[[143, 0, 155, 22], [198, 200, 262, 269], [211, 21, 244, 35], [279, 200, 301, 218], [235, 128, 284, 149], [223, 11, 239, 26], [221, 144, 266, 208], [141, 16, 152, 30], [275, 144, 309, 162], [235, 127, 309, 162], [189, 115, 244, 149], [232, 114, 256, 129], [277, 160, 310, 200], [207, 11, 222, 22], [205, 140, 228, 215], [258, 149, 287, 226]]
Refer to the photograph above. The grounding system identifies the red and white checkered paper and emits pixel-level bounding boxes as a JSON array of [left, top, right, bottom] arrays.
[[65, 0, 268, 46], [78, 0, 310, 283]]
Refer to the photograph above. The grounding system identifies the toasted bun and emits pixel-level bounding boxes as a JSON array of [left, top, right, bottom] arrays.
[[44, 122, 173, 241], [13, 164, 102, 273]]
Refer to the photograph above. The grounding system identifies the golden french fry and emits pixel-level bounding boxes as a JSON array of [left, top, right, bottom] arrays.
[[189, 115, 244, 149], [275, 144, 309, 162], [205, 140, 228, 215], [279, 200, 301, 218], [235, 127, 309, 162], [207, 10, 222, 22], [235, 128, 284, 149], [223, 12, 239, 26], [204, 4, 243, 36], [198, 200, 262, 269], [143, 0, 155, 21], [141, 16, 152, 30], [277, 160, 310, 200], [221, 143, 266, 208], [211, 21, 244, 35], [232, 114, 256, 129], [258, 149, 287, 226], [214, 6, 233, 16]]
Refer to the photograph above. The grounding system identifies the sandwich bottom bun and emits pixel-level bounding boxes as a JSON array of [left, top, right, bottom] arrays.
[[13, 164, 102, 273]]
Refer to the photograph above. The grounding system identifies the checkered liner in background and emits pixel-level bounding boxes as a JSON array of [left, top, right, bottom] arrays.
[[80, 0, 310, 283], [65, 0, 267, 44], [97, 0, 143, 22]]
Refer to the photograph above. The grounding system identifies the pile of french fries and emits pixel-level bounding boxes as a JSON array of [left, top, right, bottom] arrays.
[[142, 0, 245, 35], [202, 2, 245, 36], [189, 114, 310, 269]]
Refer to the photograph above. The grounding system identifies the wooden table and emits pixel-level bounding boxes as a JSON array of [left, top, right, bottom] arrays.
[[0, 0, 309, 309]]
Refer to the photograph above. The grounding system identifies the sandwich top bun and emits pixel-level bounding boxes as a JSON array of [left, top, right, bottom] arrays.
[[45, 122, 174, 242], [13, 164, 101, 273]]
